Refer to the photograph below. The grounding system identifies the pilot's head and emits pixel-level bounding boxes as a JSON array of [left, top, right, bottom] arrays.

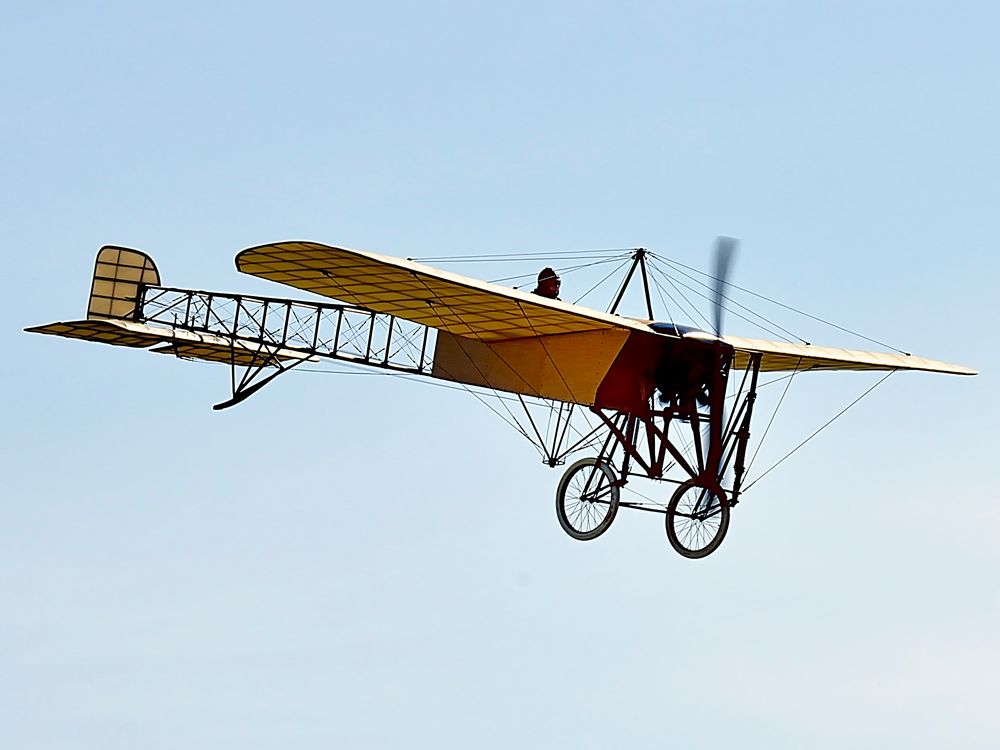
[[536, 267, 561, 299]]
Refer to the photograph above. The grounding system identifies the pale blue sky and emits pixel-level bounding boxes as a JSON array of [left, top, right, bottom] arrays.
[[3, 2, 998, 748]]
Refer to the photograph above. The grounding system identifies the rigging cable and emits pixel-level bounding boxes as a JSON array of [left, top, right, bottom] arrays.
[[645, 262, 714, 330], [742, 370, 895, 493], [412, 248, 635, 263], [647, 259, 797, 341], [650, 253, 806, 343], [573, 258, 635, 307], [653, 254, 909, 354], [299, 362, 532, 423], [404, 270, 550, 452], [489, 253, 632, 286], [744, 358, 803, 479]]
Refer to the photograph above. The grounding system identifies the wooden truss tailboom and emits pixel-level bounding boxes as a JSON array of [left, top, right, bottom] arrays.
[[136, 284, 436, 408]]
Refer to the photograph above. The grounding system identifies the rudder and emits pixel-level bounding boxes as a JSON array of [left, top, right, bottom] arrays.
[[87, 246, 160, 320]]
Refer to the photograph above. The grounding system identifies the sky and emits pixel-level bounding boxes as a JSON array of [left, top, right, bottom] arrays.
[[2, 1, 998, 747]]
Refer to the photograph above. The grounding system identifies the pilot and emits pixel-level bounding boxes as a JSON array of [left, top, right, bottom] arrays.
[[532, 267, 561, 300]]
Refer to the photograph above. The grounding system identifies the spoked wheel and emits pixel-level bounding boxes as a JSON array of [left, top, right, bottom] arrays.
[[556, 458, 620, 541], [665, 480, 730, 558]]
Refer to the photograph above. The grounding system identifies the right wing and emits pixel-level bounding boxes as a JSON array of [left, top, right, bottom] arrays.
[[718, 334, 977, 376]]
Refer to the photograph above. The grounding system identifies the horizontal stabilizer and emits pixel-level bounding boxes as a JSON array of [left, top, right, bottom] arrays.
[[26, 319, 166, 348], [25, 318, 315, 367]]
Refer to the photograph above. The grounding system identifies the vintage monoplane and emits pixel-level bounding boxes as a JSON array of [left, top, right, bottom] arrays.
[[27, 240, 976, 558]]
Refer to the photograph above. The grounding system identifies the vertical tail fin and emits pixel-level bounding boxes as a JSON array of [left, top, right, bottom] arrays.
[[87, 246, 160, 320]]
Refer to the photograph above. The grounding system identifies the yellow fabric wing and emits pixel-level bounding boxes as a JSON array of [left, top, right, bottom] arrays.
[[235, 241, 652, 342], [721, 335, 976, 375]]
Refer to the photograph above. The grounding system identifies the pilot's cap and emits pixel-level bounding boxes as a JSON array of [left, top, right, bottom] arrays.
[[538, 267, 560, 283]]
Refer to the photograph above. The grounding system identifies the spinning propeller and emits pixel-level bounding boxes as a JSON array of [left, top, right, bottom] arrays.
[[707, 236, 738, 496], [711, 236, 738, 338]]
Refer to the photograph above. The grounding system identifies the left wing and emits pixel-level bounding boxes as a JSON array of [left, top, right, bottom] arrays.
[[236, 241, 654, 342]]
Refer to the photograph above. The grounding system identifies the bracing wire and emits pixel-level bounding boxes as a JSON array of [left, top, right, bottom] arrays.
[[648, 258, 796, 341], [409, 271, 547, 446], [299, 363, 543, 453], [649, 253, 807, 343], [490, 253, 633, 286], [646, 262, 713, 330], [574, 258, 634, 306], [744, 359, 803, 478], [742, 371, 895, 492], [412, 248, 635, 263], [649, 266, 678, 327], [653, 254, 909, 354]]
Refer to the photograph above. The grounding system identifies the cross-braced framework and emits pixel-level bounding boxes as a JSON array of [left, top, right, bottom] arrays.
[[137, 285, 435, 408]]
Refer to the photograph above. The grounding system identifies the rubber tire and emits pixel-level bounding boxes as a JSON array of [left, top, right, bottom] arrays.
[[665, 480, 730, 559], [556, 458, 620, 541]]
